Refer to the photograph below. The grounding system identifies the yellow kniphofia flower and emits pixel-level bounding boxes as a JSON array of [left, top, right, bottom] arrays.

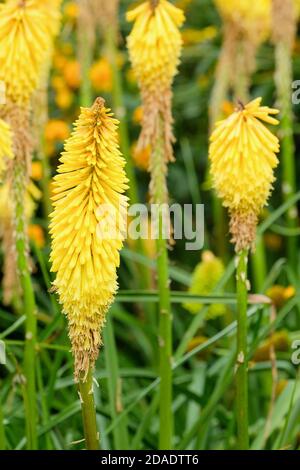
[[50, 98, 128, 379], [215, 0, 271, 41], [0, 118, 13, 178], [0, 0, 59, 105], [209, 98, 280, 251], [127, 0, 185, 160]]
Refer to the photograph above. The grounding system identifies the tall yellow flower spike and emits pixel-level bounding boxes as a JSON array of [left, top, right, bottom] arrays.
[[50, 98, 128, 379], [127, 0, 185, 162], [0, 118, 13, 178], [209, 97, 280, 252], [0, 0, 59, 106]]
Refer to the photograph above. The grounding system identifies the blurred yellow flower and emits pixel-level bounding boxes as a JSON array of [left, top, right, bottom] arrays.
[[266, 285, 296, 308], [126, 68, 137, 86], [51, 75, 66, 90], [31, 162, 43, 181], [276, 379, 288, 397], [182, 26, 217, 45], [63, 60, 81, 89], [186, 336, 211, 359], [64, 2, 79, 20], [184, 251, 227, 319], [253, 331, 290, 362], [55, 88, 73, 109], [90, 58, 113, 92], [132, 143, 151, 171], [214, 0, 271, 42], [283, 286, 296, 300], [175, 0, 193, 11], [45, 120, 70, 142], [264, 232, 283, 251], [132, 106, 143, 125], [53, 53, 68, 71], [28, 224, 45, 248], [221, 100, 235, 117]]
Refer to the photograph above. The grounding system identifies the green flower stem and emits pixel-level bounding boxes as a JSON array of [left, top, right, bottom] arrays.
[[236, 249, 249, 450], [13, 161, 37, 450], [275, 41, 297, 269], [151, 119, 173, 449], [78, 368, 100, 450]]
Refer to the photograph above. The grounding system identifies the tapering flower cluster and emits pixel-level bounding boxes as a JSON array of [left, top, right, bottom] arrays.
[[0, 0, 61, 106], [127, 0, 184, 162], [50, 98, 128, 379], [209, 98, 280, 252], [0, 118, 13, 178]]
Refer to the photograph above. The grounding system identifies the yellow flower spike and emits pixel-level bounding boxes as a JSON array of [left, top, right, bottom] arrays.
[[0, 0, 58, 106], [209, 98, 280, 252], [50, 98, 128, 379], [0, 118, 13, 178], [127, 0, 185, 161]]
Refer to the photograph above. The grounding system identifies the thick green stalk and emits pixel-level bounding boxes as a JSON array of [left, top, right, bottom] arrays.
[[251, 235, 267, 292], [150, 120, 173, 449], [13, 161, 37, 450], [274, 41, 297, 269], [236, 249, 249, 450], [78, 368, 100, 450]]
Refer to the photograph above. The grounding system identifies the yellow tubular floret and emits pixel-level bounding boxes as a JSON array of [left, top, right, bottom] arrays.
[[0, 0, 61, 106], [0, 118, 13, 178], [50, 98, 128, 379], [209, 98, 280, 250]]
